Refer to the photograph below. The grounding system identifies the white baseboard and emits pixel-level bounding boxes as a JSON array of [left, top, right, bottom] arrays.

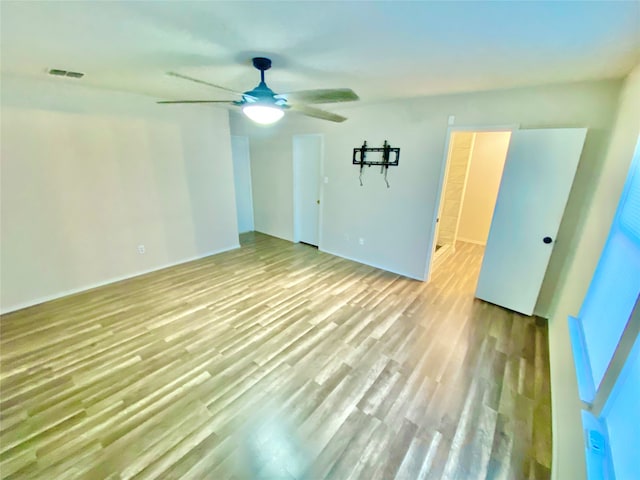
[[320, 248, 424, 281], [1, 244, 240, 315], [457, 237, 487, 246], [254, 229, 293, 243]]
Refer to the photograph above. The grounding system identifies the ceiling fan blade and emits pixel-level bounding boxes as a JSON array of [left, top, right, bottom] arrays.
[[166, 72, 244, 96], [277, 88, 359, 104], [290, 104, 347, 123], [157, 100, 235, 104]]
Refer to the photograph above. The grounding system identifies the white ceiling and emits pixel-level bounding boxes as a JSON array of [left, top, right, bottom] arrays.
[[1, 1, 639, 106]]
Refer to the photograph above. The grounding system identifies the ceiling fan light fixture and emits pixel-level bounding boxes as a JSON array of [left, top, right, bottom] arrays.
[[242, 104, 284, 125]]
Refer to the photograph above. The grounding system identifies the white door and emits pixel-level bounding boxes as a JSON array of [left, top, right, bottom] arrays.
[[475, 128, 587, 315], [231, 136, 254, 233], [293, 135, 322, 246]]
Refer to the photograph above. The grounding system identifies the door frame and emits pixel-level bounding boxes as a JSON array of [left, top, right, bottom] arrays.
[[424, 124, 519, 282], [433, 132, 477, 256], [292, 133, 325, 247]]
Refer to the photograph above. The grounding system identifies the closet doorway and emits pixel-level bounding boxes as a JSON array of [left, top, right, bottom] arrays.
[[432, 130, 511, 267], [429, 126, 587, 315]]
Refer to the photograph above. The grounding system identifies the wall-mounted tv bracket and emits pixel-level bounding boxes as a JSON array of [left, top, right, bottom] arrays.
[[352, 140, 400, 187]]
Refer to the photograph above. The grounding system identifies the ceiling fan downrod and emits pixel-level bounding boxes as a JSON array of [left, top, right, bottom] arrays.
[[252, 57, 272, 84]]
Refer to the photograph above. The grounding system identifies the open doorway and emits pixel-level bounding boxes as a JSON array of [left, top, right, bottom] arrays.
[[428, 127, 587, 314], [431, 129, 512, 271]]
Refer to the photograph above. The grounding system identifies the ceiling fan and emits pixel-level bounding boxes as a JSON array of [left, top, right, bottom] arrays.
[[158, 57, 359, 125]]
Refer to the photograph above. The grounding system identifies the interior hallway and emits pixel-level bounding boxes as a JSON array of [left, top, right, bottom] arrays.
[[0, 233, 551, 479]]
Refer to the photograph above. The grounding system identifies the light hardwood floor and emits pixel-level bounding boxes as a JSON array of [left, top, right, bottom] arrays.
[[0, 233, 551, 479]]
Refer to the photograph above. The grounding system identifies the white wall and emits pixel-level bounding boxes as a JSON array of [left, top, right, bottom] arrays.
[[458, 132, 511, 245], [248, 131, 295, 241], [0, 75, 239, 313], [231, 135, 255, 233], [547, 65, 640, 480], [236, 79, 621, 288]]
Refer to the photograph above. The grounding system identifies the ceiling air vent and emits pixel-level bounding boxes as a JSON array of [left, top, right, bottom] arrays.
[[47, 68, 84, 79]]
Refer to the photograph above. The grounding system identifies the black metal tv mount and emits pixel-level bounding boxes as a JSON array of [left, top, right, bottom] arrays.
[[352, 140, 400, 188]]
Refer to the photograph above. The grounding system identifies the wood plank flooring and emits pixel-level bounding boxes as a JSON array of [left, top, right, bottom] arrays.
[[0, 233, 551, 479]]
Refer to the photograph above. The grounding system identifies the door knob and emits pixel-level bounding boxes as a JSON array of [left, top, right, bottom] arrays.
[[543, 236, 553, 244], [317, 200, 320, 205]]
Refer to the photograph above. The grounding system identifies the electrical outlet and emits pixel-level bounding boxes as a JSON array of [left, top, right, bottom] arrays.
[[137, 244, 146, 254], [359, 238, 365, 245]]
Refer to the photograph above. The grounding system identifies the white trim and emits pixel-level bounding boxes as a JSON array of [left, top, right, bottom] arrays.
[[292, 136, 301, 243], [442, 124, 518, 132], [423, 123, 519, 282], [0, 244, 241, 315], [429, 133, 456, 278], [320, 248, 423, 281], [254, 229, 293, 243], [318, 134, 326, 250], [457, 237, 487, 246]]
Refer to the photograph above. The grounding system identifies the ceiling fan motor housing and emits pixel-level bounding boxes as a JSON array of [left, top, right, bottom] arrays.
[[252, 57, 272, 71], [237, 57, 288, 108]]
